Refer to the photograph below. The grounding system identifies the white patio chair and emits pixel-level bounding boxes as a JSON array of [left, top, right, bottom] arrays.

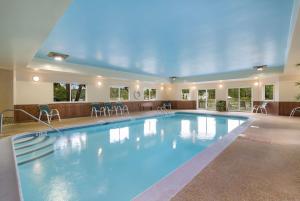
[[289, 107, 300, 117], [38, 105, 61, 124], [253, 102, 269, 115]]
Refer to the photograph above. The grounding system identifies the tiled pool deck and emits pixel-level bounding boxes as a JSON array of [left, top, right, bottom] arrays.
[[1, 110, 300, 201]]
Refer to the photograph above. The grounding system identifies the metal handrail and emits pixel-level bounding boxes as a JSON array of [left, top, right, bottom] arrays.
[[0, 109, 62, 134]]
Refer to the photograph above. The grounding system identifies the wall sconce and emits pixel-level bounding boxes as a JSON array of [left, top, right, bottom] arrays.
[[136, 84, 140, 90], [254, 82, 259, 86], [32, 76, 40, 82], [218, 84, 223, 88], [97, 81, 102, 86], [191, 86, 196, 90], [160, 86, 164, 90]]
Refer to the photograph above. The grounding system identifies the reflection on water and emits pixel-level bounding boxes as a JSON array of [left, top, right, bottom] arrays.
[[197, 117, 216, 140], [228, 119, 245, 133], [144, 119, 157, 136], [54, 132, 87, 154], [109, 127, 129, 143], [172, 140, 177, 149], [180, 120, 191, 139]]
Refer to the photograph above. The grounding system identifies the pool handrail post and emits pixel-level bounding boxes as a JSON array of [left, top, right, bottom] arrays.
[[0, 109, 63, 135]]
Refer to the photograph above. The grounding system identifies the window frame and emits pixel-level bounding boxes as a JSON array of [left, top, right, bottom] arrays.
[[181, 89, 190, 100], [109, 86, 130, 101], [144, 88, 157, 100], [263, 84, 274, 101]]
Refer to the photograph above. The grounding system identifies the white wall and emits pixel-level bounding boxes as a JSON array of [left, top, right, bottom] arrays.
[[0, 69, 13, 115], [13, 69, 300, 105], [165, 77, 280, 103], [15, 69, 166, 104], [279, 75, 300, 101]]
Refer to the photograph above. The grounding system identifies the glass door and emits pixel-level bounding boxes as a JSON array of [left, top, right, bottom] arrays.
[[198, 90, 207, 109], [239, 88, 252, 111], [228, 88, 239, 111], [198, 89, 216, 110], [207, 89, 216, 110], [228, 88, 252, 111]]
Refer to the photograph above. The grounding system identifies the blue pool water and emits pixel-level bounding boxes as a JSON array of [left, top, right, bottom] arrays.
[[14, 113, 246, 201]]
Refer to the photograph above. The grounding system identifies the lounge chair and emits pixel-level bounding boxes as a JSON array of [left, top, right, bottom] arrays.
[[91, 103, 106, 117], [38, 104, 61, 124], [104, 102, 118, 116], [115, 102, 129, 115], [290, 107, 300, 117], [163, 101, 172, 110], [253, 102, 269, 115]]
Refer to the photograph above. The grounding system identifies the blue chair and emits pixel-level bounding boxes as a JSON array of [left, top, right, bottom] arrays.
[[115, 102, 129, 115], [91, 103, 106, 117], [104, 102, 118, 116], [38, 104, 61, 124]]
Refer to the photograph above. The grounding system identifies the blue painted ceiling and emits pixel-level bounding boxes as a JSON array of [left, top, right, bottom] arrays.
[[35, 0, 294, 77]]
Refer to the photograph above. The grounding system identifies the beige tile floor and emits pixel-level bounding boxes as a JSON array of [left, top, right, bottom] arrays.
[[1, 110, 300, 201]]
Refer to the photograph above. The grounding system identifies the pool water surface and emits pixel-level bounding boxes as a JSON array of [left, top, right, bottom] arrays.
[[14, 113, 246, 201]]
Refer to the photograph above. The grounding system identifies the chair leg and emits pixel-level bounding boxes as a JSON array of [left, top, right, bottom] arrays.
[[46, 115, 50, 124], [38, 112, 42, 121]]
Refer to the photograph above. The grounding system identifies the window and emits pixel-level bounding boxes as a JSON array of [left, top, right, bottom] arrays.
[[110, 86, 129, 101], [54, 82, 86, 102], [264, 85, 274, 100], [71, 84, 86, 101], [181, 89, 190, 100], [144, 88, 157, 100]]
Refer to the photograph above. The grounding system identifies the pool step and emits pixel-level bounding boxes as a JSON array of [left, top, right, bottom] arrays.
[[17, 146, 54, 165], [14, 136, 37, 145], [14, 136, 49, 150], [15, 137, 56, 156], [13, 135, 57, 165]]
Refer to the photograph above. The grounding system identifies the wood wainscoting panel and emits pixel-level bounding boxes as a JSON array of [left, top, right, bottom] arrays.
[[253, 101, 279, 115], [279, 102, 300, 116], [14, 100, 197, 123]]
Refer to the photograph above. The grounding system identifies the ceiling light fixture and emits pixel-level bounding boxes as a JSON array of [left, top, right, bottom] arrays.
[[47, 52, 69, 61], [253, 65, 267, 71], [32, 76, 40, 82], [170, 76, 177, 81]]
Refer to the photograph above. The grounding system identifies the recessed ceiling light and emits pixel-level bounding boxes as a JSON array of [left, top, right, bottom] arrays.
[[253, 65, 267, 71], [170, 76, 177, 81], [32, 76, 40, 82], [97, 75, 102, 78], [47, 52, 69, 61]]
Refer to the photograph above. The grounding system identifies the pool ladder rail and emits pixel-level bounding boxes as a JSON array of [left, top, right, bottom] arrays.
[[0, 108, 63, 134]]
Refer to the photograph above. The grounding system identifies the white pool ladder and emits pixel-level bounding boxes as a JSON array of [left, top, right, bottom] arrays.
[[0, 109, 62, 135]]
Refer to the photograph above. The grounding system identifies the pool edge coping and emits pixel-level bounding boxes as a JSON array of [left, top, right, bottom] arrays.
[[132, 114, 254, 201]]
